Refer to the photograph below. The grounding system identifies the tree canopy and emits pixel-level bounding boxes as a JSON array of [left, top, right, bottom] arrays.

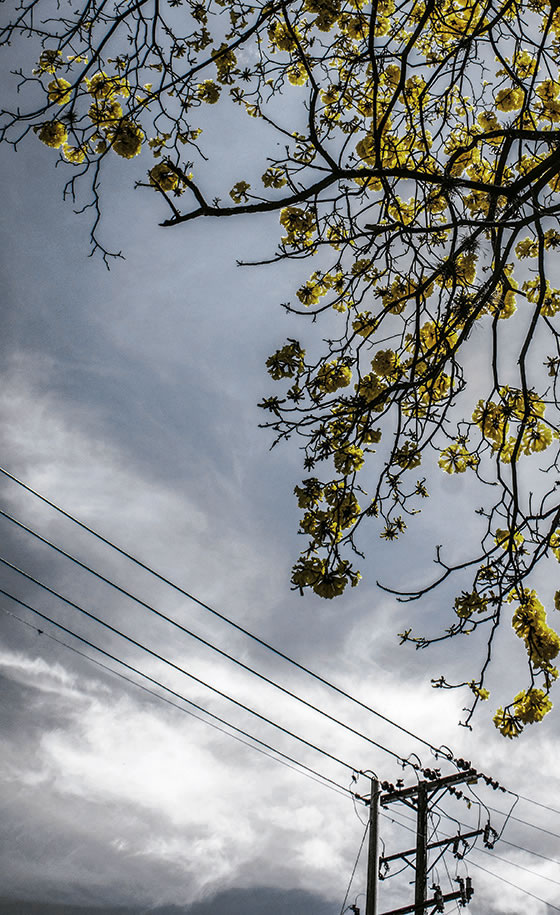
[[4, 0, 560, 736]]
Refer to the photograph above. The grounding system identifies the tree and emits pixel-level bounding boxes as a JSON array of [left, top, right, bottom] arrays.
[[3, 0, 560, 737]]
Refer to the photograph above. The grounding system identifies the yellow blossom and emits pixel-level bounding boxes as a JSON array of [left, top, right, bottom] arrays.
[[230, 181, 251, 203], [495, 86, 524, 112], [149, 161, 179, 191], [47, 78, 72, 105], [316, 360, 352, 393], [262, 167, 287, 188], [35, 120, 68, 149], [108, 118, 143, 157], [198, 80, 221, 103]]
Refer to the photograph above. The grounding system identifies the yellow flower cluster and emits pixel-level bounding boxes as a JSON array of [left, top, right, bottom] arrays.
[[35, 120, 68, 148], [149, 161, 180, 191], [523, 278, 560, 317], [34, 49, 62, 74], [262, 167, 287, 188], [454, 589, 488, 619], [266, 341, 306, 379], [88, 99, 123, 127], [107, 118, 143, 158], [294, 477, 324, 509], [355, 373, 388, 408], [495, 528, 524, 551], [47, 78, 72, 105], [495, 86, 524, 111], [510, 588, 560, 673], [296, 271, 340, 307], [352, 312, 377, 338], [303, 0, 342, 32], [288, 64, 308, 85], [371, 349, 400, 378], [213, 43, 237, 83], [393, 441, 421, 469], [315, 360, 352, 392], [469, 681, 490, 700], [267, 20, 300, 51], [333, 443, 364, 474], [85, 71, 130, 99], [494, 689, 553, 737], [472, 386, 550, 459], [229, 181, 251, 203], [439, 443, 478, 474], [198, 80, 221, 103], [279, 206, 316, 247], [291, 556, 360, 598]]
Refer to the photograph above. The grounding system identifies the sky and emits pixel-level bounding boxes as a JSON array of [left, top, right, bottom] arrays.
[[1, 39, 560, 915]]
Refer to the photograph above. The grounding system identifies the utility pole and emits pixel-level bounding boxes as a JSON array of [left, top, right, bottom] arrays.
[[364, 770, 486, 915], [365, 777, 379, 915], [414, 782, 428, 914]]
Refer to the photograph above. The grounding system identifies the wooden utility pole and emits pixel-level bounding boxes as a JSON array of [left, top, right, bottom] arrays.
[[365, 770, 482, 915], [414, 782, 428, 914], [365, 777, 379, 915]]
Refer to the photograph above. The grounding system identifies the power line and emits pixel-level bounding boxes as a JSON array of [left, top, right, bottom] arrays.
[[338, 822, 369, 915], [0, 467, 453, 764], [0, 598, 356, 797], [0, 568, 360, 777], [420, 815, 560, 889], [0, 509, 416, 768], [4, 471, 545, 815], [378, 808, 560, 912], [486, 805, 560, 842], [6, 620, 558, 912], [499, 836, 560, 869], [431, 806, 560, 868], [475, 846, 560, 889], [0, 604, 351, 800], [512, 792, 560, 818], [467, 859, 560, 913]]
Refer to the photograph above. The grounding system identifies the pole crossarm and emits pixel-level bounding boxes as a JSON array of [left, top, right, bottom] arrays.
[[379, 829, 484, 866], [378, 886, 474, 915], [379, 771, 478, 806]]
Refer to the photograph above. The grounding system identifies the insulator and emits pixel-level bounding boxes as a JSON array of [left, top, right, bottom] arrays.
[[432, 884, 444, 912]]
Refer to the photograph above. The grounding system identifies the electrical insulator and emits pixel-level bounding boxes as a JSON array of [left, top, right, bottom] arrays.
[[456, 876, 467, 905], [483, 822, 497, 849], [431, 884, 444, 913], [453, 835, 468, 859]]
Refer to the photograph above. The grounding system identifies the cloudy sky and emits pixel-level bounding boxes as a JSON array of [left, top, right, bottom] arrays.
[[1, 50, 560, 915]]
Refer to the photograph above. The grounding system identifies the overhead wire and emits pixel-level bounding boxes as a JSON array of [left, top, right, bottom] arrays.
[[338, 822, 369, 915], [511, 792, 560, 817], [429, 805, 560, 868], [0, 509, 419, 769], [2, 470, 556, 840], [466, 859, 560, 913], [473, 846, 560, 889], [0, 600, 356, 798], [0, 605, 353, 800], [0, 467, 455, 765], [420, 812, 560, 890], [0, 573, 360, 777], [378, 808, 560, 911], [3, 472, 560, 912], [485, 805, 560, 841]]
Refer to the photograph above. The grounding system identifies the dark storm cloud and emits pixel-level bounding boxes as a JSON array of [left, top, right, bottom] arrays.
[[0, 888, 337, 915]]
